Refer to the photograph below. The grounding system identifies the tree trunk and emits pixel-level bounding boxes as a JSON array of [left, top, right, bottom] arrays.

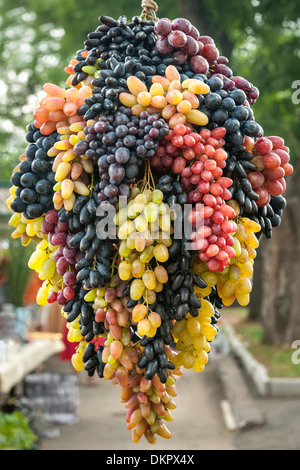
[[248, 245, 264, 321], [259, 159, 300, 345]]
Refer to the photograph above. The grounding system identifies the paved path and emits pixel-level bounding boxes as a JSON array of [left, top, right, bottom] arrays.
[[37, 349, 300, 451], [39, 356, 236, 451]]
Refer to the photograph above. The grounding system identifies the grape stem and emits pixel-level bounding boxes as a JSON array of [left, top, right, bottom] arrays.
[[110, 245, 119, 275]]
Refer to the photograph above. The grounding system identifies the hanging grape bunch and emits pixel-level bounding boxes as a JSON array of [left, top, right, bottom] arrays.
[[7, 0, 293, 444]]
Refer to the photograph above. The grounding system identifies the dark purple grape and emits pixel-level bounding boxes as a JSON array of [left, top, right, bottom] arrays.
[[108, 163, 125, 182], [104, 184, 118, 198], [168, 30, 187, 48], [156, 36, 173, 55], [115, 147, 130, 164], [182, 35, 199, 56], [172, 18, 192, 34], [154, 18, 172, 36], [20, 188, 38, 204], [74, 140, 89, 155]]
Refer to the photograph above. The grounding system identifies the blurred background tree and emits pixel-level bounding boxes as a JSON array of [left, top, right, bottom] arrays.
[[0, 0, 299, 342]]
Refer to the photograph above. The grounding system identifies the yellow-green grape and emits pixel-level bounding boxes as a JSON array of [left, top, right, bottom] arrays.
[[172, 319, 187, 341], [159, 213, 171, 232], [139, 245, 154, 263], [131, 259, 145, 278], [118, 260, 132, 281], [84, 288, 98, 303], [178, 328, 192, 348], [137, 318, 151, 336], [40, 258, 56, 280], [132, 303, 148, 322], [187, 317, 201, 337], [119, 240, 132, 257], [235, 223, 247, 243], [200, 322, 217, 342], [134, 214, 148, 232], [198, 298, 215, 318], [142, 189, 152, 202], [36, 281, 50, 306], [134, 193, 148, 208], [236, 292, 250, 306], [221, 279, 236, 298], [114, 207, 128, 226], [229, 265, 241, 281], [158, 202, 168, 215], [153, 244, 169, 262], [242, 217, 261, 233], [246, 231, 259, 249], [151, 189, 164, 204], [143, 202, 159, 223], [231, 236, 242, 258], [192, 334, 206, 351], [142, 270, 156, 290], [236, 247, 249, 264], [28, 249, 48, 271], [130, 279, 146, 301], [71, 352, 84, 372], [236, 277, 252, 295], [200, 270, 218, 288], [118, 220, 135, 239], [143, 288, 156, 306], [181, 351, 195, 369], [239, 259, 253, 277]]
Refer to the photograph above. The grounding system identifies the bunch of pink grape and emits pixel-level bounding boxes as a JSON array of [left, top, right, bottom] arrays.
[[247, 136, 294, 207], [188, 196, 237, 273], [41, 208, 79, 305], [154, 17, 221, 76], [151, 124, 227, 175]]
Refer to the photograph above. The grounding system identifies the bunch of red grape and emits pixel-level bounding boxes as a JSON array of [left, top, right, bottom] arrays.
[[247, 136, 293, 207]]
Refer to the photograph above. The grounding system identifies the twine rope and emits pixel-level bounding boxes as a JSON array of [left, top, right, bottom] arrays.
[[141, 0, 158, 18]]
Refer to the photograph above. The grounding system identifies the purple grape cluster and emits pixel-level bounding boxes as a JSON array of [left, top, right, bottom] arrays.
[[73, 106, 169, 205], [154, 17, 259, 106]]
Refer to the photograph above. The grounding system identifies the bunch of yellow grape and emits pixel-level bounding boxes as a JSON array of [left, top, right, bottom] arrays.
[[27, 237, 62, 305], [119, 65, 210, 128], [171, 298, 217, 372], [192, 214, 261, 307], [216, 217, 260, 306], [116, 186, 173, 306]]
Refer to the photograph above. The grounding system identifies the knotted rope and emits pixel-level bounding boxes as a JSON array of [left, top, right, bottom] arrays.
[[141, 0, 158, 19]]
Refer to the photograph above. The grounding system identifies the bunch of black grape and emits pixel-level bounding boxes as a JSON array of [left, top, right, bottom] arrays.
[[73, 14, 177, 119], [243, 194, 286, 240], [10, 122, 58, 219], [222, 145, 260, 214], [63, 289, 106, 344], [73, 107, 169, 206], [134, 175, 207, 382], [196, 75, 263, 145], [65, 184, 116, 290]]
